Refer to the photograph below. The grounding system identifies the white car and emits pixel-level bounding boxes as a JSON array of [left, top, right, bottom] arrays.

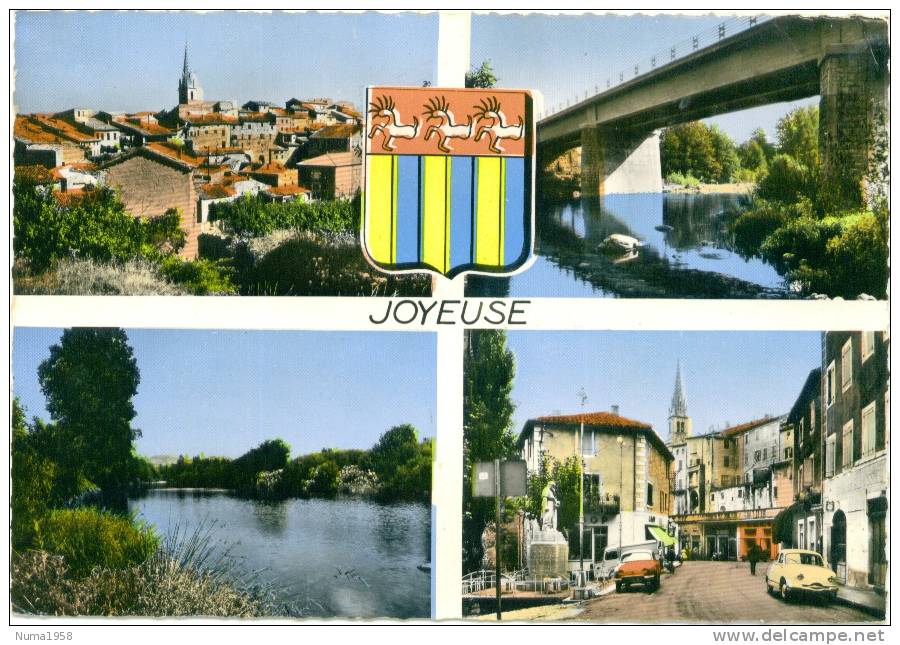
[[765, 549, 840, 602]]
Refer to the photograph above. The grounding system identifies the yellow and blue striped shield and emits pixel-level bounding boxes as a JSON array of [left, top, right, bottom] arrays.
[[363, 87, 534, 278]]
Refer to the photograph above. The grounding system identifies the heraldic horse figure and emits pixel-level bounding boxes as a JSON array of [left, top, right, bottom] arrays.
[[422, 95, 473, 153], [368, 95, 420, 151], [473, 96, 524, 154]]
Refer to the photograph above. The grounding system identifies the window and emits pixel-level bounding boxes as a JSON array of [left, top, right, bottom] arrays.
[[784, 447, 792, 460], [762, 447, 767, 461], [724, 456, 730, 467], [810, 401, 816, 434], [646, 483, 654, 506], [861, 331, 875, 362], [798, 418, 805, 437], [825, 435, 836, 477], [826, 362, 836, 407], [580, 428, 595, 455], [861, 401, 877, 456], [841, 420, 854, 468], [841, 339, 853, 392], [754, 450, 761, 462]]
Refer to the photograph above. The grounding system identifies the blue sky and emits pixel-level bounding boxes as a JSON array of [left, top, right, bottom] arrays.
[[505, 331, 821, 442], [14, 11, 814, 142], [13, 328, 436, 459]]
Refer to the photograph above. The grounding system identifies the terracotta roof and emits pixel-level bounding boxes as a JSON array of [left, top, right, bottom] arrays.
[[520, 410, 673, 459], [114, 115, 174, 136], [535, 411, 652, 430], [298, 151, 360, 167], [199, 183, 236, 199], [53, 187, 87, 205], [310, 123, 360, 139], [142, 142, 205, 167], [249, 161, 290, 174], [265, 184, 310, 195], [184, 114, 238, 125], [721, 416, 780, 437], [14, 164, 57, 184], [30, 114, 98, 142], [14, 115, 87, 145]]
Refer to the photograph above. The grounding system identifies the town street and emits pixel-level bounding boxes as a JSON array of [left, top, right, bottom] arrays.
[[569, 561, 881, 623]]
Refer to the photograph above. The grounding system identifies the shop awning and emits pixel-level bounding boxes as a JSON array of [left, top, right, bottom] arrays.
[[648, 525, 676, 546]]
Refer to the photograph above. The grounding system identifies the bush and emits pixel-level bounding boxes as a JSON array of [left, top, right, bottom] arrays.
[[729, 199, 808, 258], [12, 182, 186, 273], [36, 508, 159, 576], [210, 194, 359, 239], [11, 402, 57, 549], [158, 256, 236, 295], [756, 154, 815, 204], [759, 211, 887, 298], [305, 462, 340, 496], [665, 172, 701, 188]]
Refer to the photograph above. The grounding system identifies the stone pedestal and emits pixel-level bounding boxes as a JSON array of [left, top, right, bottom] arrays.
[[528, 529, 570, 578]]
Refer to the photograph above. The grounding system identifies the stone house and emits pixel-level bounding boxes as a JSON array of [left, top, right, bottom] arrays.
[[99, 144, 203, 258], [297, 151, 361, 200], [518, 408, 674, 572], [230, 120, 278, 162], [303, 123, 362, 160], [821, 331, 889, 592], [246, 162, 298, 188]]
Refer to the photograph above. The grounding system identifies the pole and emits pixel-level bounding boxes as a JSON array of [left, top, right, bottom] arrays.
[[578, 421, 585, 587], [618, 437, 624, 550], [494, 458, 502, 620]]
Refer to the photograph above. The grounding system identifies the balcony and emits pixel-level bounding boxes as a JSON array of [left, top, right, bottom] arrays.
[[585, 492, 620, 516]]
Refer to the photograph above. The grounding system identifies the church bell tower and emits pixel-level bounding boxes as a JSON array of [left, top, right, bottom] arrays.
[[668, 361, 692, 444], [178, 44, 204, 104]]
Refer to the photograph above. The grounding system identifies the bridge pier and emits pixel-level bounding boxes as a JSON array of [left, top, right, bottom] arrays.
[[818, 43, 889, 209], [580, 126, 663, 196]]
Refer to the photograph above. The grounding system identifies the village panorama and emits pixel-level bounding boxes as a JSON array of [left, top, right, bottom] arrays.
[[13, 46, 428, 297]]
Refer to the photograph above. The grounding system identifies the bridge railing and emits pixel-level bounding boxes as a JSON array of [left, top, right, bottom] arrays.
[[539, 14, 770, 121]]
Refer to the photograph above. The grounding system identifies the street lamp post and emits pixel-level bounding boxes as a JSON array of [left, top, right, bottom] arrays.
[[579, 420, 585, 588], [617, 436, 624, 549]]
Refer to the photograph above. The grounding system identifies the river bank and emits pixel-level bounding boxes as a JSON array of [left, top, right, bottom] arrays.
[[663, 181, 755, 194]]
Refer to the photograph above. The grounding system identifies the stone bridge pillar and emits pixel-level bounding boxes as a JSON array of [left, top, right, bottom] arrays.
[[819, 43, 889, 209], [580, 126, 663, 196]]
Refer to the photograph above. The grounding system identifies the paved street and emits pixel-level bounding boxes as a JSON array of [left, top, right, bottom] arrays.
[[570, 561, 881, 623]]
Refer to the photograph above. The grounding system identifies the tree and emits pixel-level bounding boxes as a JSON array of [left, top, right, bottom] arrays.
[[370, 424, 420, 478], [776, 106, 819, 171], [465, 60, 498, 89], [11, 398, 57, 548], [462, 330, 517, 572], [37, 328, 141, 492]]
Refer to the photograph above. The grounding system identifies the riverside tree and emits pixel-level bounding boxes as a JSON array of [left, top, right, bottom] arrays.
[[37, 328, 141, 493]]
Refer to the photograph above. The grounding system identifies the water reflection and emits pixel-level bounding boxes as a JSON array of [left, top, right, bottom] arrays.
[[467, 192, 791, 299], [129, 489, 430, 618]]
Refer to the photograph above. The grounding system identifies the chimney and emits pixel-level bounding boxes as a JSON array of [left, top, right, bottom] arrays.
[[611, 405, 620, 416]]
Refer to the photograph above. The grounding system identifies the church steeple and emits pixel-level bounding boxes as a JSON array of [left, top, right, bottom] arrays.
[[669, 360, 688, 418], [668, 361, 692, 444], [178, 43, 203, 105]]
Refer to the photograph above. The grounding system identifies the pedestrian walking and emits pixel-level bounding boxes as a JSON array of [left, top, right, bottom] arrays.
[[748, 542, 762, 575]]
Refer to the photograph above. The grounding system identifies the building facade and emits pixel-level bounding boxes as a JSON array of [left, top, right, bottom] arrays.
[[821, 331, 889, 592], [518, 409, 674, 571]]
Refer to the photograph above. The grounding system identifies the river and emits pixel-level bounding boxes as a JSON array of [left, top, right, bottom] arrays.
[[128, 489, 431, 619], [466, 192, 793, 298]]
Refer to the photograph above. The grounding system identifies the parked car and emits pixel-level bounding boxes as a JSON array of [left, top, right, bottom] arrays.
[[614, 550, 662, 593], [765, 549, 839, 602], [595, 540, 659, 580]]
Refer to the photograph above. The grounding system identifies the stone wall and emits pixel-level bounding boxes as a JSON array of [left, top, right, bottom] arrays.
[[104, 155, 200, 258], [818, 45, 887, 209]]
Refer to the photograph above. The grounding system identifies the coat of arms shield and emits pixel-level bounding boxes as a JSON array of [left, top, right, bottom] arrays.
[[363, 86, 534, 278]]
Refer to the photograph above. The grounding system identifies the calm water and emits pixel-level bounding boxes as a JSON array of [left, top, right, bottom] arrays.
[[467, 192, 791, 298], [129, 489, 431, 619]]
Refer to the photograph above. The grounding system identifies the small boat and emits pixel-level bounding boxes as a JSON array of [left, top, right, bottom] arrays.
[[417, 562, 432, 573], [599, 234, 644, 253]]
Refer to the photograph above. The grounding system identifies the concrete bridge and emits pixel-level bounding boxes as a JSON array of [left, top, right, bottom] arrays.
[[538, 16, 889, 204]]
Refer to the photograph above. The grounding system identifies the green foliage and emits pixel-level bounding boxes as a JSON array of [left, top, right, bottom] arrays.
[[231, 439, 291, 492], [158, 256, 237, 295], [463, 330, 517, 572], [38, 328, 141, 493], [378, 438, 432, 503], [13, 182, 186, 273], [664, 172, 701, 188], [661, 121, 741, 183], [11, 398, 57, 549], [370, 424, 419, 476], [520, 454, 582, 537], [729, 198, 808, 258], [738, 128, 775, 173], [305, 461, 341, 496], [465, 60, 498, 88], [209, 194, 358, 239], [756, 154, 816, 204], [761, 211, 887, 298], [36, 508, 159, 577], [775, 105, 819, 170]]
